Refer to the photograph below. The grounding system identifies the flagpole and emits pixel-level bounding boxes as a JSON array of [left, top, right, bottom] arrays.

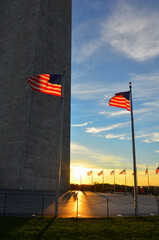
[[80, 173, 82, 185], [125, 168, 127, 193], [129, 82, 138, 216], [114, 168, 115, 193], [103, 169, 104, 192], [147, 166, 149, 192], [54, 68, 66, 217]]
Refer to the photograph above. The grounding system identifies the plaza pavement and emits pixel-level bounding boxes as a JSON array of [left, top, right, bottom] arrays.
[[0, 190, 158, 217]]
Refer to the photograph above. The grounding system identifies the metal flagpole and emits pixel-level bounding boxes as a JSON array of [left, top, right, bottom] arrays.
[[147, 166, 149, 192], [103, 170, 104, 184], [20, 84, 33, 190], [80, 173, 82, 185], [125, 168, 127, 193], [129, 82, 138, 216], [54, 68, 66, 217], [103, 169, 104, 192], [114, 168, 115, 193]]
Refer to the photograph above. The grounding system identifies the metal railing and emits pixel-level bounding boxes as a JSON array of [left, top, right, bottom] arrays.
[[0, 191, 158, 217]]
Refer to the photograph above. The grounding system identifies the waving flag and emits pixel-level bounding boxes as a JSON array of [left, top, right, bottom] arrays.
[[120, 169, 126, 175], [109, 91, 130, 111], [156, 166, 159, 174], [87, 171, 92, 176], [28, 74, 62, 96], [145, 168, 148, 175], [110, 170, 114, 175], [132, 171, 137, 175], [98, 170, 103, 176]]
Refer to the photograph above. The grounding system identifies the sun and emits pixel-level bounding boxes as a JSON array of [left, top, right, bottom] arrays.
[[70, 166, 87, 184]]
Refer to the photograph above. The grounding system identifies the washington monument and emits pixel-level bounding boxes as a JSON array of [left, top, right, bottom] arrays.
[[0, 0, 71, 192]]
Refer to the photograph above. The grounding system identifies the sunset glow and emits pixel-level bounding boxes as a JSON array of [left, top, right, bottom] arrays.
[[70, 166, 159, 186]]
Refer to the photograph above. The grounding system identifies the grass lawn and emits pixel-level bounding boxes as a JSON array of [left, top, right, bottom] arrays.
[[0, 216, 159, 240]]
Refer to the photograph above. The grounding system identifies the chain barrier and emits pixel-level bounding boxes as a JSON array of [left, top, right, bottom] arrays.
[[7, 196, 42, 204], [58, 199, 77, 204], [137, 200, 157, 206], [1, 193, 159, 217], [78, 198, 107, 205], [109, 199, 134, 205]]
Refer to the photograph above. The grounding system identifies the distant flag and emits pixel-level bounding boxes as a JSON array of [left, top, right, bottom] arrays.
[[87, 171, 92, 176], [145, 168, 148, 175], [109, 91, 130, 111], [28, 74, 62, 96], [110, 170, 114, 175], [120, 169, 126, 175], [132, 171, 137, 176], [98, 170, 103, 176], [156, 166, 159, 174]]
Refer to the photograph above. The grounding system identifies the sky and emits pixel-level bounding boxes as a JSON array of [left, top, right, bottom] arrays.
[[70, 0, 159, 186]]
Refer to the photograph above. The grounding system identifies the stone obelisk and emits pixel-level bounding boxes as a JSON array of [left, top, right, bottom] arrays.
[[0, 0, 71, 192]]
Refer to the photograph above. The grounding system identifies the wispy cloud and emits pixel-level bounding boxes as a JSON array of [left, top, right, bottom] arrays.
[[103, 2, 159, 62], [105, 133, 130, 140], [71, 142, 89, 153], [72, 121, 93, 127], [71, 142, 126, 168], [130, 73, 159, 100], [99, 110, 129, 117], [73, 1, 159, 63], [86, 121, 129, 134], [72, 122, 89, 127], [71, 83, 109, 100], [155, 150, 159, 153], [86, 0, 104, 10], [137, 132, 159, 143]]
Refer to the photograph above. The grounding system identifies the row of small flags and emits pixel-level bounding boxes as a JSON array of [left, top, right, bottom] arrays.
[[87, 167, 159, 176]]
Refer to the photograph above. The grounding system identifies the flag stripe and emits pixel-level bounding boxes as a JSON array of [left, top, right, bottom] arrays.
[[87, 171, 92, 176], [98, 170, 103, 176], [29, 84, 61, 96], [28, 79, 61, 92], [29, 76, 61, 90], [28, 74, 62, 96], [109, 92, 130, 111], [120, 169, 126, 174]]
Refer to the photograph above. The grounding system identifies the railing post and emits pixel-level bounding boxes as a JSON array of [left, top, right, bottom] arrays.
[[76, 192, 79, 240], [157, 200, 159, 215], [3, 195, 7, 217], [76, 192, 78, 218], [107, 198, 109, 217], [41, 196, 44, 217]]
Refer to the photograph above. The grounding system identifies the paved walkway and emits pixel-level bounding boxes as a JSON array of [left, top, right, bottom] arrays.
[[57, 191, 159, 218], [0, 191, 158, 217]]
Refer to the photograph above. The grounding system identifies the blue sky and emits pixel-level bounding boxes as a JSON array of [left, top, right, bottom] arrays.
[[70, 0, 159, 185]]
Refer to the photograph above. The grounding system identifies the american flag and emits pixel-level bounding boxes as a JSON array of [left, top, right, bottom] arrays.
[[109, 91, 130, 111], [120, 169, 126, 175], [87, 171, 92, 176], [98, 170, 103, 176], [110, 170, 114, 175], [156, 166, 159, 174], [132, 171, 137, 175], [145, 168, 148, 175], [28, 74, 62, 96]]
